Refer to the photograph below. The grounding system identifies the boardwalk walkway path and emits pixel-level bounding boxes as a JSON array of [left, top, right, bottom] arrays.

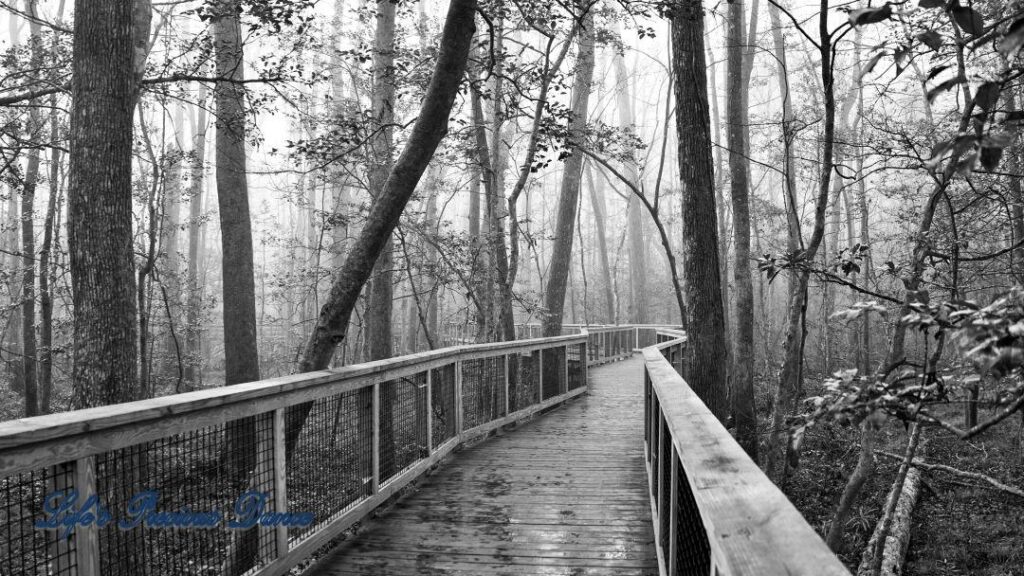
[[310, 355, 658, 576]]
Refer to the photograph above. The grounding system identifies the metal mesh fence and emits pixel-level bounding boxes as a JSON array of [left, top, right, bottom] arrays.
[[0, 465, 76, 576], [509, 351, 540, 412], [461, 356, 506, 429], [430, 364, 457, 448], [567, 343, 585, 390], [541, 347, 565, 400], [379, 373, 429, 484], [88, 412, 275, 576], [288, 390, 372, 543], [659, 418, 671, 553], [675, 457, 712, 575]]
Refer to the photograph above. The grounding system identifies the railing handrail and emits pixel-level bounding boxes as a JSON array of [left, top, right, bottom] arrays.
[[0, 331, 590, 477], [643, 331, 850, 576]]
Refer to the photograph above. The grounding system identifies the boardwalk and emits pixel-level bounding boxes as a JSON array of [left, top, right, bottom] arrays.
[[309, 355, 658, 576]]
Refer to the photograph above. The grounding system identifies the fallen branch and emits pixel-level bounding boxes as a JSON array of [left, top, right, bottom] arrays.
[[875, 449, 1024, 499]]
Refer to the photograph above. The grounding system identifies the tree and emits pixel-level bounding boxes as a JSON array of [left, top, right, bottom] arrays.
[[364, 0, 397, 362], [725, 0, 757, 458], [542, 2, 594, 337], [68, 0, 145, 408], [288, 0, 477, 448], [212, 0, 261, 571], [671, 0, 728, 420]]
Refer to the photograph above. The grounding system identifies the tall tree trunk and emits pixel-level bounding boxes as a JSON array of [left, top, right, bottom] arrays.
[[672, 0, 728, 419], [212, 0, 261, 571], [585, 164, 615, 322], [69, 0, 142, 407], [542, 3, 594, 337], [726, 0, 757, 458], [611, 22, 648, 324], [765, 0, 837, 485], [487, 17, 515, 343], [184, 83, 209, 389], [20, 0, 42, 417], [68, 1, 147, 573], [364, 0, 397, 361]]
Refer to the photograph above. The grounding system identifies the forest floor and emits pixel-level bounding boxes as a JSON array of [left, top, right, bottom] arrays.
[[780, 389, 1024, 576]]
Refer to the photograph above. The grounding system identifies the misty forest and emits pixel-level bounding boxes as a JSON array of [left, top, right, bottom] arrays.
[[1, 0, 1024, 575]]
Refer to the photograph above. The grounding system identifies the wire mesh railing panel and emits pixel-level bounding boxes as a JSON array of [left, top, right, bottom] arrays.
[[541, 347, 565, 400], [659, 418, 671, 553], [675, 456, 713, 575], [287, 390, 372, 543], [0, 465, 75, 576], [509, 351, 540, 412], [461, 356, 506, 429], [379, 373, 429, 485], [91, 412, 275, 576], [568, 343, 586, 390], [430, 364, 457, 448]]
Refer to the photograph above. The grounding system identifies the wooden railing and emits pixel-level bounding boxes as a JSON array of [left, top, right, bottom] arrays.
[[643, 328, 851, 576], [0, 327, 638, 576]]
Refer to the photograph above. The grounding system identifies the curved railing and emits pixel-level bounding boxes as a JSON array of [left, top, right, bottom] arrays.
[[642, 328, 851, 575], [0, 327, 640, 576]]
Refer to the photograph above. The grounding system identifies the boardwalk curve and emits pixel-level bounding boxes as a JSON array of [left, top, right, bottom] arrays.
[[309, 356, 657, 576]]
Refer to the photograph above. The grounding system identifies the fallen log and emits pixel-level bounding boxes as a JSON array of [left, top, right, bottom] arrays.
[[875, 449, 1024, 499], [857, 467, 922, 576]]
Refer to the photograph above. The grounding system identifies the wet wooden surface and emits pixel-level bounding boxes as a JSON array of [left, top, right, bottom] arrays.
[[309, 355, 657, 576]]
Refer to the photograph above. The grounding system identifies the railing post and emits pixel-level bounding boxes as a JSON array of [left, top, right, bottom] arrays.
[[562, 344, 569, 395], [635, 326, 640, 350], [74, 455, 100, 576], [454, 359, 464, 435], [503, 354, 510, 415], [372, 383, 380, 494], [537, 349, 544, 401], [669, 447, 679, 576], [256, 411, 277, 563], [426, 369, 434, 455], [273, 408, 289, 558]]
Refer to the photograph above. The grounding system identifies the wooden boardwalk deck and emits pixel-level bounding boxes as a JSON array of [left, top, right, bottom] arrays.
[[309, 355, 658, 576]]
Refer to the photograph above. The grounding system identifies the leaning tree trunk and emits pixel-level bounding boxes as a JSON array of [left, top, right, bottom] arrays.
[[542, 3, 594, 337], [286, 0, 477, 459], [671, 0, 728, 420], [726, 0, 757, 459], [212, 0, 262, 572]]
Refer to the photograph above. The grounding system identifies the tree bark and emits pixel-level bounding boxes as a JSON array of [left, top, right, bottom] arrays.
[[68, 0, 141, 408], [542, 3, 594, 337], [364, 0, 397, 361], [585, 164, 615, 322], [672, 0, 728, 420], [726, 0, 757, 458], [212, 1, 261, 570], [20, 0, 42, 417], [184, 83, 209, 389], [611, 21, 648, 325]]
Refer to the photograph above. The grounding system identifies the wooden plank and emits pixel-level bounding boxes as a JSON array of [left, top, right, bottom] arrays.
[[273, 408, 288, 558], [73, 456, 100, 576], [642, 348, 850, 576]]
